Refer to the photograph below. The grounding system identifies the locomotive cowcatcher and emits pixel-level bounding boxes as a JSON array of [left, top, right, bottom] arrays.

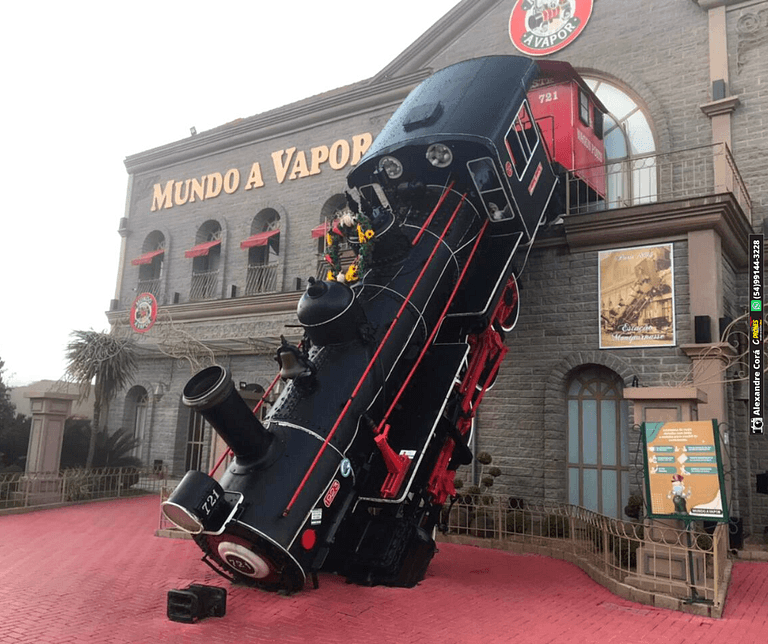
[[162, 56, 605, 593]]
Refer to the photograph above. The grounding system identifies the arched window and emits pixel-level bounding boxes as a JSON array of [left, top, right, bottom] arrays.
[[567, 366, 629, 518], [583, 78, 656, 208], [185, 411, 208, 471], [315, 194, 351, 279], [244, 209, 280, 294], [187, 220, 222, 300], [132, 231, 165, 300], [123, 386, 149, 460]]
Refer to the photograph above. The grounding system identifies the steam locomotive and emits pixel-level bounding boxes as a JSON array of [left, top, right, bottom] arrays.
[[162, 56, 605, 593]]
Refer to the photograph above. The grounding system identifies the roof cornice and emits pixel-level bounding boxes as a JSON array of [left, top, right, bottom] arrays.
[[563, 193, 752, 268], [107, 290, 302, 326]]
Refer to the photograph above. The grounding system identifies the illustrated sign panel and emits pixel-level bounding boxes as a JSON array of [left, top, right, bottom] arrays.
[[599, 244, 675, 348], [509, 0, 594, 57], [642, 420, 728, 522]]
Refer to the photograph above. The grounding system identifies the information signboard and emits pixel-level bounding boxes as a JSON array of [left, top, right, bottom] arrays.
[[641, 420, 728, 522]]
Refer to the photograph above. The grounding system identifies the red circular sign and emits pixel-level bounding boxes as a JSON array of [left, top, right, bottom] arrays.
[[130, 293, 157, 333], [509, 0, 593, 57]]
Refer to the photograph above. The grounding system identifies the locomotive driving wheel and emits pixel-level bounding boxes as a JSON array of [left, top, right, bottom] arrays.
[[494, 274, 520, 333]]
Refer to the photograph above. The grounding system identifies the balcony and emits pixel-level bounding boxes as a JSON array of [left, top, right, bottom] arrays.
[[561, 143, 753, 267], [245, 263, 278, 295], [190, 269, 219, 301], [136, 277, 162, 300], [564, 142, 752, 222]]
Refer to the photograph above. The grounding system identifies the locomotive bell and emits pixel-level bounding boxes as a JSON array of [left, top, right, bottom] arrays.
[[275, 336, 315, 381], [297, 277, 367, 346]]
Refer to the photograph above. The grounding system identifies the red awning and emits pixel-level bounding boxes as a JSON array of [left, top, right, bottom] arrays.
[[240, 229, 279, 249], [131, 249, 164, 266], [185, 239, 221, 258], [311, 222, 330, 239]]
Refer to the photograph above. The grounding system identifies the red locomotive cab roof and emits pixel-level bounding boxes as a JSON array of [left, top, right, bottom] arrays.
[[534, 60, 608, 116]]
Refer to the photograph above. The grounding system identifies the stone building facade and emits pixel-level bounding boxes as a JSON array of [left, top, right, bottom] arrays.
[[107, 0, 768, 541]]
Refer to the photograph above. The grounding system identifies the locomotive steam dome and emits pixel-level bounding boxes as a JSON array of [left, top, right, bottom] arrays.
[[297, 277, 366, 346]]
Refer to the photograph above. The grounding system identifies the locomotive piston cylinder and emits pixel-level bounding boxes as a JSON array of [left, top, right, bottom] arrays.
[[182, 365, 273, 462]]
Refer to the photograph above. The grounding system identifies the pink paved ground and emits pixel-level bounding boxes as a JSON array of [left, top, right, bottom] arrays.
[[0, 496, 766, 643]]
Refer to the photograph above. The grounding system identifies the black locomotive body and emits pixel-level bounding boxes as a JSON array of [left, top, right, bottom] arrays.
[[162, 56, 564, 593]]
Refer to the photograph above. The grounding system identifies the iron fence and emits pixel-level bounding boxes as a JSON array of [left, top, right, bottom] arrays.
[[566, 142, 752, 222], [440, 494, 729, 614], [0, 466, 168, 512]]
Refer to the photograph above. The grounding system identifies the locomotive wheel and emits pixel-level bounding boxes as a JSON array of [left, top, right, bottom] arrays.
[[475, 353, 500, 392], [195, 523, 305, 593], [495, 274, 520, 333]]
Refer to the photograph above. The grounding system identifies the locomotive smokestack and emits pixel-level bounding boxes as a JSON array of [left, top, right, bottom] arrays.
[[183, 365, 273, 461]]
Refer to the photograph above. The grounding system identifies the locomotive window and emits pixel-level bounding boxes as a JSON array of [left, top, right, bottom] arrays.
[[504, 101, 539, 179], [468, 157, 516, 222], [579, 89, 590, 126], [593, 109, 604, 140]]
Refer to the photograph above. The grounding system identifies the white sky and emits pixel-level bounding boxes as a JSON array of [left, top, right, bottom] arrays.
[[0, 0, 460, 387]]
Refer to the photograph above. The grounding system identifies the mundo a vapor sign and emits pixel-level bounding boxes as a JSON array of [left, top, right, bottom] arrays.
[[509, 0, 594, 57]]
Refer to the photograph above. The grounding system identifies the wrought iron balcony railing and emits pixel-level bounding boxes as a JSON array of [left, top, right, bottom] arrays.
[[190, 269, 219, 301], [565, 142, 752, 222], [245, 263, 278, 295], [137, 277, 162, 300]]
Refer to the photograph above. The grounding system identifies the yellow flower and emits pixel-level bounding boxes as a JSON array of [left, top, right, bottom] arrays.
[[345, 265, 359, 283], [326, 270, 336, 281], [326, 233, 333, 246], [364, 229, 375, 240]]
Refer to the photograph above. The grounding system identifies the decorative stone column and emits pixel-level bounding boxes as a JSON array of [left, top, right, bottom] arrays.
[[18, 392, 78, 504]]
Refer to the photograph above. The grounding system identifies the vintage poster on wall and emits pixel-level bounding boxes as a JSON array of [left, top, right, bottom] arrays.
[[641, 420, 729, 522], [599, 243, 675, 348]]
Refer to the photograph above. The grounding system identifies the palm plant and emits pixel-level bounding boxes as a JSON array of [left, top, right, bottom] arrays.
[[64, 330, 137, 469]]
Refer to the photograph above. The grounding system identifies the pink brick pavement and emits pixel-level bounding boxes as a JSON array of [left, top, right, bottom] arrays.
[[0, 496, 766, 643]]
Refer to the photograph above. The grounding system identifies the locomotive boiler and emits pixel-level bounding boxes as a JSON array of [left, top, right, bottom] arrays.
[[162, 56, 584, 593]]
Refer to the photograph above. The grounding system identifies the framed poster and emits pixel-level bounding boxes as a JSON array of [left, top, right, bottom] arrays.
[[641, 420, 729, 522], [599, 243, 675, 348]]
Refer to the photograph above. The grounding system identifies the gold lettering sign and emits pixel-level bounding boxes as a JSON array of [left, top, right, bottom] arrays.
[[150, 133, 373, 211]]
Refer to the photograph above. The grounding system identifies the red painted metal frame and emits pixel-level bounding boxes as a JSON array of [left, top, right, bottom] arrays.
[[281, 187, 468, 516], [425, 281, 513, 505]]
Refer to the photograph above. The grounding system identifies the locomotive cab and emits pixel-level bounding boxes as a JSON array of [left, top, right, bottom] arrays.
[[527, 60, 608, 209]]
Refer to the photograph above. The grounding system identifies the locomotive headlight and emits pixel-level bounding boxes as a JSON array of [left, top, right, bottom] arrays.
[[378, 156, 403, 179], [426, 143, 453, 168]]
